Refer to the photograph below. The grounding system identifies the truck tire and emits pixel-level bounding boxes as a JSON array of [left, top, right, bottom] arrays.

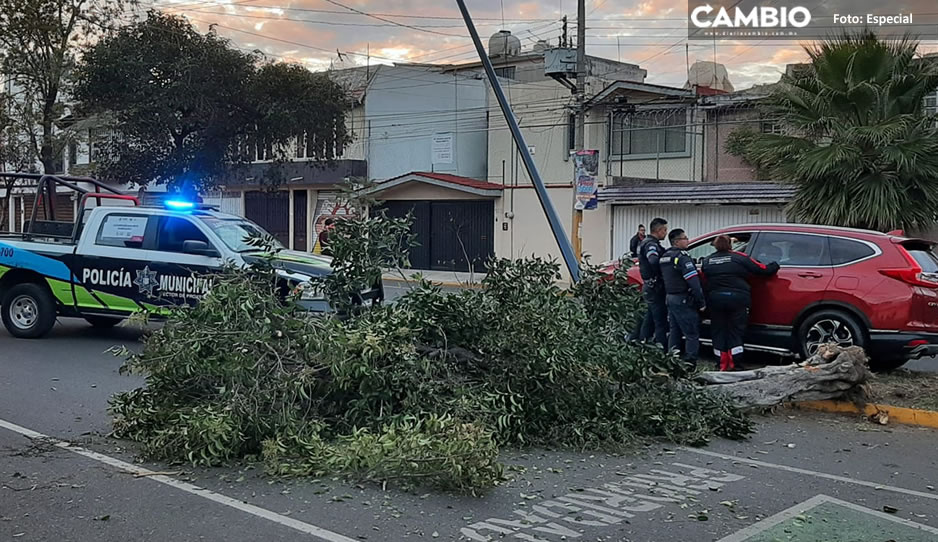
[[84, 316, 123, 329], [2, 283, 57, 339]]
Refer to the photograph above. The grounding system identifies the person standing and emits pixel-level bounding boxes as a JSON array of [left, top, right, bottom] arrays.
[[702, 235, 780, 371], [660, 229, 706, 367], [634, 218, 669, 348], [318, 218, 335, 256], [629, 224, 646, 257]]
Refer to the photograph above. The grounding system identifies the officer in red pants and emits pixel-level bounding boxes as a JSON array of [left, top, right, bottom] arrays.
[[702, 235, 780, 371]]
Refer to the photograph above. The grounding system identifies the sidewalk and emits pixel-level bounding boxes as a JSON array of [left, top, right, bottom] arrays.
[[382, 269, 486, 287]]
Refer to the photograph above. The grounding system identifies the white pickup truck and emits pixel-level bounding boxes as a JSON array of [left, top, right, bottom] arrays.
[[0, 182, 381, 338]]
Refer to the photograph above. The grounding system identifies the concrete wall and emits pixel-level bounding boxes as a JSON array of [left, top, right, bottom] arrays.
[[496, 186, 611, 278], [364, 66, 488, 181], [704, 108, 761, 182]]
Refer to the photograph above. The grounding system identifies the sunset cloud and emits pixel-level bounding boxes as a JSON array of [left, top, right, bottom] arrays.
[[150, 0, 938, 91]]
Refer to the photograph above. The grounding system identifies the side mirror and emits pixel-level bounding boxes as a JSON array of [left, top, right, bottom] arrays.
[[183, 240, 218, 257]]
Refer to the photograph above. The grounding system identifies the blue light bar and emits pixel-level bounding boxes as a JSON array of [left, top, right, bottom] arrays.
[[165, 199, 196, 210]]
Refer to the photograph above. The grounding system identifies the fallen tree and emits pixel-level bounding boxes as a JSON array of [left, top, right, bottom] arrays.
[[696, 344, 872, 408], [108, 210, 754, 493]]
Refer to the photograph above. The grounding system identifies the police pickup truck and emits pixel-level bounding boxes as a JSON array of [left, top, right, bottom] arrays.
[[0, 196, 381, 338]]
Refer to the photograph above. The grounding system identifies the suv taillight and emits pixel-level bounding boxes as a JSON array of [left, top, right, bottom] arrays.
[[879, 268, 938, 288], [880, 246, 938, 288]]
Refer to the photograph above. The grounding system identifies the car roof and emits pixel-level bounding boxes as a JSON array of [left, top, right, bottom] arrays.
[[700, 223, 912, 243], [699, 223, 938, 246], [95, 205, 242, 221]]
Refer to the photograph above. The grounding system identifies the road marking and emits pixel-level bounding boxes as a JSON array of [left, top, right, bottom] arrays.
[[717, 494, 938, 542], [683, 447, 938, 501], [0, 418, 358, 542]]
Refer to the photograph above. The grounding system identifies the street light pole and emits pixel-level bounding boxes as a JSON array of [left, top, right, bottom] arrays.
[[454, 0, 581, 282]]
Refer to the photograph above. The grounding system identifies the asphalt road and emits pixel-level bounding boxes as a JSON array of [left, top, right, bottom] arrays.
[[2, 319, 938, 542]]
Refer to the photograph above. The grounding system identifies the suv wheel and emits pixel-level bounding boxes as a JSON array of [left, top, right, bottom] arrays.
[[1, 283, 57, 339], [798, 309, 866, 360]]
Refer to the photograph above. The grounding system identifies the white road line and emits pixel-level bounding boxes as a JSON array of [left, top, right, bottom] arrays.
[[717, 494, 938, 542], [717, 495, 830, 542], [0, 418, 359, 542], [682, 447, 938, 501]]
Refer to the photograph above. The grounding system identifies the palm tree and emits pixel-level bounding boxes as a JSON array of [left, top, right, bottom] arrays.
[[730, 31, 938, 232]]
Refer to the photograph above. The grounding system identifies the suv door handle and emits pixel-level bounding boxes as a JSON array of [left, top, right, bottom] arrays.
[[797, 271, 824, 278]]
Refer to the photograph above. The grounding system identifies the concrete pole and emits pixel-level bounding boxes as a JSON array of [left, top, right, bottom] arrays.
[[454, 0, 580, 282], [572, 0, 586, 261]]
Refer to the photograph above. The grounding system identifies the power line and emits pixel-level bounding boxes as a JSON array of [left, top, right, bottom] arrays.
[[167, 2, 556, 22], [319, 0, 468, 38]]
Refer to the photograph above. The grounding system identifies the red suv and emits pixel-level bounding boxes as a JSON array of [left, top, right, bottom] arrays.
[[618, 224, 938, 370]]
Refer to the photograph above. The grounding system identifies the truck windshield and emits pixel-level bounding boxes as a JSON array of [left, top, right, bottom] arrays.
[[199, 217, 284, 253]]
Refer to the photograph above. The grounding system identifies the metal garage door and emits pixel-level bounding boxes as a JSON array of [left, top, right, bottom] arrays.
[[245, 190, 290, 246], [374, 200, 494, 273], [611, 204, 787, 259]]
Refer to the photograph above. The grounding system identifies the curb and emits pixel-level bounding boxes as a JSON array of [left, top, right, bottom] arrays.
[[792, 400, 938, 429]]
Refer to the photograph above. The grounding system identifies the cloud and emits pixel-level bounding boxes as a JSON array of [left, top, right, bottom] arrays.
[[152, 0, 929, 92]]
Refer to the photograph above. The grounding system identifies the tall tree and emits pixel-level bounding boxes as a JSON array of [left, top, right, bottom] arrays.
[[0, 0, 128, 174], [726, 32, 938, 232], [73, 12, 352, 189]]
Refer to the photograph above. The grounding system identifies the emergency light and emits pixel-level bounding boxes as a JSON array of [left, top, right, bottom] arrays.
[[164, 199, 196, 210]]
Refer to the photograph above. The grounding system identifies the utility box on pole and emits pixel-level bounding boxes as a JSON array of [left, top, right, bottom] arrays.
[[544, 48, 577, 78]]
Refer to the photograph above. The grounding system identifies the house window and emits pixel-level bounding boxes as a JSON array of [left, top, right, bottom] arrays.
[[761, 120, 784, 135], [494, 66, 516, 80], [610, 108, 687, 156], [89, 128, 103, 163], [925, 91, 938, 117]]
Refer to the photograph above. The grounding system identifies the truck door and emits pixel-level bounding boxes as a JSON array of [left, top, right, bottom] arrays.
[[72, 211, 158, 315], [144, 215, 223, 307]]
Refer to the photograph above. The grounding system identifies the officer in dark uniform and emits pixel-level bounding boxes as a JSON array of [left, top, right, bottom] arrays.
[[634, 218, 669, 348], [660, 228, 706, 366], [702, 235, 780, 371]]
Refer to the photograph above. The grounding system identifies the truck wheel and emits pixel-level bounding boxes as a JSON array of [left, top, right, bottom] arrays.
[[2, 283, 57, 339], [84, 316, 123, 329]]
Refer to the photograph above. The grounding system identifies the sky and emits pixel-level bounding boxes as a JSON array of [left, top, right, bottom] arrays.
[[150, 0, 938, 90]]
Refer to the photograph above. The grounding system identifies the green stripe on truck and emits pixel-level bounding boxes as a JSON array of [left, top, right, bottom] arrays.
[[45, 278, 74, 305], [94, 291, 140, 313], [74, 286, 106, 309]]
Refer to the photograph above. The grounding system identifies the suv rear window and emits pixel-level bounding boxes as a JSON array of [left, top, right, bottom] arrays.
[[830, 237, 876, 265], [904, 244, 938, 273]]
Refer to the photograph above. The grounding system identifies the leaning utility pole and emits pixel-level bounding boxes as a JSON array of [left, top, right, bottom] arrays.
[[572, 0, 587, 261], [454, 0, 581, 282]]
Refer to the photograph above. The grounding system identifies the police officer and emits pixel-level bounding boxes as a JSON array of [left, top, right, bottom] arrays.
[[660, 228, 706, 366], [634, 218, 669, 348], [629, 224, 646, 258], [702, 235, 780, 371]]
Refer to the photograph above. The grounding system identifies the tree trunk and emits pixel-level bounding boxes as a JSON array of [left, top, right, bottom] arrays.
[[696, 345, 871, 409], [40, 117, 56, 174]]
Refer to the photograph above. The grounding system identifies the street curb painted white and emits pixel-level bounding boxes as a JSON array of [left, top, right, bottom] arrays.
[[683, 447, 938, 501], [0, 418, 359, 542], [717, 494, 938, 542]]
